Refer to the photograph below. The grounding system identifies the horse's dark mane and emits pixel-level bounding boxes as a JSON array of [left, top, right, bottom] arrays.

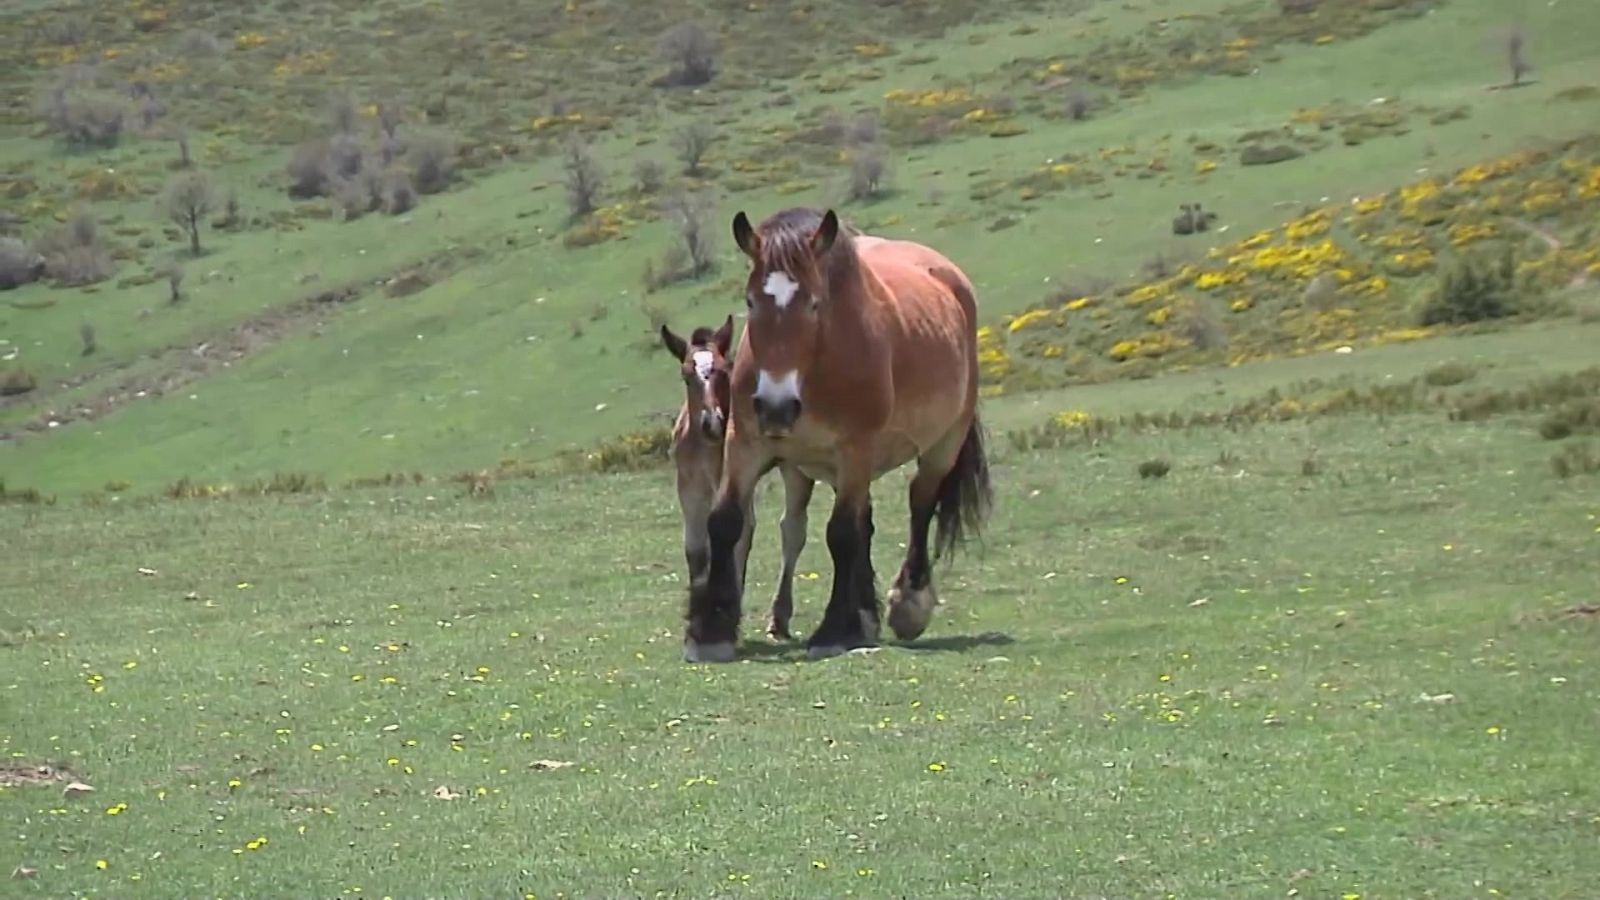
[[688, 326, 718, 347], [757, 207, 862, 287]]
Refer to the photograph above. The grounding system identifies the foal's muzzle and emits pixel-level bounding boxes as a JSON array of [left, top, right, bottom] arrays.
[[752, 395, 802, 436], [699, 409, 725, 441]]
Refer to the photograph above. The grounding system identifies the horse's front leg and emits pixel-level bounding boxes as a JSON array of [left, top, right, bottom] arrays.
[[767, 466, 816, 642], [807, 445, 880, 659], [683, 437, 769, 663]]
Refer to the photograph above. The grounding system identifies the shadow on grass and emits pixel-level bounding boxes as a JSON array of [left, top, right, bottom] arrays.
[[737, 630, 1015, 663]]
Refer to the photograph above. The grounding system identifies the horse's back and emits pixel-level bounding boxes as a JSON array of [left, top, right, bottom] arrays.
[[856, 236, 977, 321], [851, 234, 980, 449]]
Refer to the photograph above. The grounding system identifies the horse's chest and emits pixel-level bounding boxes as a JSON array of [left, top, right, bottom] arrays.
[[794, 462, 836, 486]]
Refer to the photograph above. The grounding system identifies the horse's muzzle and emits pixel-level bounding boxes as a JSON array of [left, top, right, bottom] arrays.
[[752, 395, 801, 436]]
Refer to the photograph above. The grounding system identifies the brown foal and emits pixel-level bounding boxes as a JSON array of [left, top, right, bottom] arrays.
[[660, 315, 817, 641]]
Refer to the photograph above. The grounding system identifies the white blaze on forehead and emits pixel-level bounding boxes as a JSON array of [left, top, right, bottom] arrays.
[[755, 369, 801, 403], [690, 349, 714, 383], [763, 270, 800, 309]]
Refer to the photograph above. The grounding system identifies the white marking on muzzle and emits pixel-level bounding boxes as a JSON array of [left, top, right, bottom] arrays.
[[691, 349, 714, 383], [754, 369, 801, 406], [764, 271, 800, 310]]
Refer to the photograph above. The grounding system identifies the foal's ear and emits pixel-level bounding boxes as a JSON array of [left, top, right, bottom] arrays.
[[732, 212, 759, 260], [712, 314, 734, 357], [659, 324, 689, 361], [810, 209, 840, 256]]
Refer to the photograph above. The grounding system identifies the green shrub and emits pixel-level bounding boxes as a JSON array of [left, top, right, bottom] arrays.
[[1420, 249, 1519, 326]]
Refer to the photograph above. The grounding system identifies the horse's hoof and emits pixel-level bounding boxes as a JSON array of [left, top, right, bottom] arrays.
[[887, 584, 937, 641], [765, 622, 792, 642], [806, 639, 877, 659], [806, 643, 848, 660], [683, 639, 737, 664]]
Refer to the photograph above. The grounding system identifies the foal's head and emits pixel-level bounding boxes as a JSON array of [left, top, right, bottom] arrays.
[[659, 315, 734, 441], [730, 206, 849, 438]]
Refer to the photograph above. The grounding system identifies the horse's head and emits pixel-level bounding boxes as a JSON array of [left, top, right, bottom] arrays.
[[660, 315, 734, 442], [730, 207, 844, 438]]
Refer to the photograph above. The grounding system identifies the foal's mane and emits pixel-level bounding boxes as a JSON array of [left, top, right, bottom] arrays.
[[756, 207, 864, 290], [688, 326, 720, 348]]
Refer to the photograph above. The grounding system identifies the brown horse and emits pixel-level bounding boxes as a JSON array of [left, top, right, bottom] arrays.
[[659, 316, 818, 640], [682, 206, 992, 663]]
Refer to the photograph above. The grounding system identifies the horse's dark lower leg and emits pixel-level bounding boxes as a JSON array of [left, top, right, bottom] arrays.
[[684, 496, 744, 662], [888, 456, 952, 641], [855, 499, 881, 632], [807, 498, 878, 658]]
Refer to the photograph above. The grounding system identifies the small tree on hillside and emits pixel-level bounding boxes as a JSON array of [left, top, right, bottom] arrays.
[[1505, 27, 1533, 86], [662, 189, 718, 278], [562, 137, 605, 221], [847, 145, 890, 201], [165, 170, 216, 256], [675, 121, 716, 176]]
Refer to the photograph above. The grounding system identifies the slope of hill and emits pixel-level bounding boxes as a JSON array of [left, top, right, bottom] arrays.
[[2, 0, 1598, 494]]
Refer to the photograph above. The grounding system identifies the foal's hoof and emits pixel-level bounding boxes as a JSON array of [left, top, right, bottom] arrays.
[[682, 639, 737, 664], [887, 583, 938, 641], [765, 621, 793, 642]]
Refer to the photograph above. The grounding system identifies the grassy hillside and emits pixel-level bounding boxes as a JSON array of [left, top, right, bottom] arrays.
[[2, 0, 1599, 494]]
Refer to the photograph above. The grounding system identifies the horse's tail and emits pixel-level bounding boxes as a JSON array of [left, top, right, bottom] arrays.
[[932, 414, 993, 564]]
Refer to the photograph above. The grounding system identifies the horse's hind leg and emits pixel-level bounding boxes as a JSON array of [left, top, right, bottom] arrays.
[[887, 429, 965, 641], [767, 466, 815, 641]]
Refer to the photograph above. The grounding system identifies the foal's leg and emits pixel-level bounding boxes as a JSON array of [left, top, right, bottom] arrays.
[[684, 440, 769, 663], [807, 447, 880, 659], [887, 428, 966, 641], [767, 466, 816, 641], [678, 466, 711, 585], [733, 490, 757, 597]]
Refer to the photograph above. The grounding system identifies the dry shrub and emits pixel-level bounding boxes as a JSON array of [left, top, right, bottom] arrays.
[[35, 209, 115, 286], [384, 169, 417, 214], [675, 122, 715, 176], [38, 66, 126, 148], [0, 238, 46, 290], [406, 129, 456, 193], [1170, 300, 1229, 351], [1422, 361, 1477, 387], [657, 23, 717, 87], [662, 189, 717, 277], [633, 158, 665, 194], [562, 137, 605, 221], [847, 145, 890, 201], [0, 368, 39, 397], [286, 139, 333, 198]]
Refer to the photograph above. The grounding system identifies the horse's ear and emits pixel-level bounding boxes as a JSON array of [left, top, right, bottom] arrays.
[[810, 209, 840, 256], [732, 212, 759, 260], [712, 314, 734, 357], [659, 324, 688, 361]]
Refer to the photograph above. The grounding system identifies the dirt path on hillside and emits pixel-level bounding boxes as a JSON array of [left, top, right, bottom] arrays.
[[0, 259, 450, 443]]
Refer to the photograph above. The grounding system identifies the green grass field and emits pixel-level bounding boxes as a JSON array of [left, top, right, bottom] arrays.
[[5, 331, 1598, 897], [4, 0, 1600, 896]]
